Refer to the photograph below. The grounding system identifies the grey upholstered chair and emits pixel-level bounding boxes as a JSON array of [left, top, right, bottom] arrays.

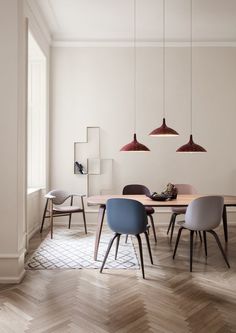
[[173, 196, 230, 272], [167, 184, 197, 242], [100, 198, 153, 279], [123, 184, 157, 243], [40, 190, 87, 239]]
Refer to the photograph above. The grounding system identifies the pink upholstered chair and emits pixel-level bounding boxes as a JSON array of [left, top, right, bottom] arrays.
[[167, 184, 197, 242]]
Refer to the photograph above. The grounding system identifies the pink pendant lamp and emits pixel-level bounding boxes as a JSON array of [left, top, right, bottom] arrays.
[[176, 0, 206, 153], [120, 0, 150, 152], [149, 0, 178, 137]]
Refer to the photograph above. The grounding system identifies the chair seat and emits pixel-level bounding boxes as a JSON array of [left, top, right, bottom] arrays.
[[145, 206, 154, 215], [53, 206, 83, 214], [172, 207, 186, 214]]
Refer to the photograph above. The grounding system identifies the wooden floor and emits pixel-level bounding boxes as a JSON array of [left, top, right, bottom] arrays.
[[0, 223, 236, 333]]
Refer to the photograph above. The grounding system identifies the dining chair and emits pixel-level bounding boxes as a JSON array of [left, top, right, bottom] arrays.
[[123, 184, 157, 243], [173, 196, 230, 272], [100, 198, 153, 279], [167, 183, 197, 242], [40, 189, 87, 239]]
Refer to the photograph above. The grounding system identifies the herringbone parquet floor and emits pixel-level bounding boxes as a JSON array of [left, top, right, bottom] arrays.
[[0, 223, 236, 333]]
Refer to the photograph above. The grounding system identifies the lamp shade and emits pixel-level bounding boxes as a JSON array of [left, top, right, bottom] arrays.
[[149, 118, 179, 137], [176, 134, 206, 153], [120, 134, 150, 152]]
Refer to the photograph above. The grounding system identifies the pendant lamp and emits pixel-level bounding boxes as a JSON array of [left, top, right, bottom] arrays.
[[149, 0, 178, 137], [120, 0, 150, 152], [176, 0, 206, 153]]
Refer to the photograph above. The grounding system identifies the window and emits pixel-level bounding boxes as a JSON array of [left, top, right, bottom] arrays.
[[27, 31, 46, 189]]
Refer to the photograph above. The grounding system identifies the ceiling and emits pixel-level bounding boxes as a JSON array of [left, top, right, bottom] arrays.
[[32, 0, 236, 43]]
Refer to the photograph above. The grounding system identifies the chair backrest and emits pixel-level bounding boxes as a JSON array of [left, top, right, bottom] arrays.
[[106, 198, 148, 235], [122, 184, 151, 196], [185, 196, 224, 231], [48, 190, 71, 205], [174, 184, 197, 195]]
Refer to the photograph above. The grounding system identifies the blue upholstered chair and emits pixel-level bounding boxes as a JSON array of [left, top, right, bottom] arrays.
[[100, 198, 153, 279], [173, 196, 230, 272], [123, 184, 157, 243]]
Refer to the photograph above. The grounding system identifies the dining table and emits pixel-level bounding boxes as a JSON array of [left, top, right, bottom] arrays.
[[87, 194, 236, 261]]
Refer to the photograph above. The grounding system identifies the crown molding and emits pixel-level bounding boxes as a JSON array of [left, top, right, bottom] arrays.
[[52, 39, 236, 48]]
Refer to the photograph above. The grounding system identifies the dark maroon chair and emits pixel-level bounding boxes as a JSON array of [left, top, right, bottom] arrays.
[[123, 184, 157, 243]]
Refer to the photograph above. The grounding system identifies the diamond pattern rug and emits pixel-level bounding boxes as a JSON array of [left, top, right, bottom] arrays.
[[25, 228, 139, 270]]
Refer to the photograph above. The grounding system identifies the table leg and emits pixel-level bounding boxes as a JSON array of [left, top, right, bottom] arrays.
[[222, 205, 228, 242], [94, 204, 106, 261]]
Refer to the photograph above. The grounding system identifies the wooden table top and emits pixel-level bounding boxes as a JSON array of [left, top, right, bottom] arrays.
[[87, 194, 236, 207]]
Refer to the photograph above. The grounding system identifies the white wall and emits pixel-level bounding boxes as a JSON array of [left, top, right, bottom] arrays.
[[51, 46, 236, 219]]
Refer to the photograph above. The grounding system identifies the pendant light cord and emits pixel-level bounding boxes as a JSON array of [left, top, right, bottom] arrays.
[[190, 0, 193, 134], [133, 0, 136, 135], [163, 0, 166, 119]]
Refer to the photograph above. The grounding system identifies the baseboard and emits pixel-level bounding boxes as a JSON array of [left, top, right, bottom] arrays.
[[0, 270, 26, 284]]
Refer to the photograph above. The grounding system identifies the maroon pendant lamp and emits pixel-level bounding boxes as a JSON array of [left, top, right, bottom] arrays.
[[149, 0, 178, 137], [176, 0, 206, 153], [120, 0, 150, 152]]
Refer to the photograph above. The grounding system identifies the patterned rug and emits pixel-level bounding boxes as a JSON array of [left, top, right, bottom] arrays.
[[25, 228, 139, 270]]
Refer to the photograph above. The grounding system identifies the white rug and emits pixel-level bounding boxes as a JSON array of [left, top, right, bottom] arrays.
[[25, 228, 139, 270]]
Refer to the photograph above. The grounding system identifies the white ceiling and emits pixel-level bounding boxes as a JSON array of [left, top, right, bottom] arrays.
[[32, 0, 236, 42]]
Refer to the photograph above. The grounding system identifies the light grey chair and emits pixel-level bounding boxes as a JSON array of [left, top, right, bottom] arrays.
[[100, 198, 153, 279], [167, 184, 197, 242], [40, 190, 87, 239], [173, 196, 230, 272]]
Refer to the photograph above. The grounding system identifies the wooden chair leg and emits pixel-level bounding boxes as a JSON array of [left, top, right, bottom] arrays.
[[115, 234, 121, 260], [170, 213, 177, 243], [148, 214, 157, 243], [125, 234, 129, 243], [68, 213, 72, 229], [207, 230, 230, 268], [100, 233, 119, 273], [167, 213, 175, 235], [198, 231, 202, 243], [49, 199, 54, 239], [203, 231, 207, 256], [40, 199, 49, 233], [81, 196, 87, 234], [190, 230, 194, 272], [136, 234, 145, 279], [144, 231, 153, 264], [173, 227, 184, 259]]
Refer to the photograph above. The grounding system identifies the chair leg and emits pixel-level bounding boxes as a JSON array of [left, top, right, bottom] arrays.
[[173, 227, 184, 259], [100, 233, 119, 273], [144, 231, 153, 264], [167, 213, 174, 235], [40, 199, 49, 233], [190, 230, 194, 272], [207, 230, 230, 268], [148, 214, 157, 243], [125, 234, 129, 243], [135, 234, 145, 279], [68, 213, 72, 229], [170, 213, 177, 243], [115, 234, 121, 260], [203, 231, 207, 256], [82, 210, 87, 234], [198, 231, 202, 243]]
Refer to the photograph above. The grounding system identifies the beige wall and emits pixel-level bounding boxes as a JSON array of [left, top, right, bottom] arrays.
[[51, 46, 236, 206]]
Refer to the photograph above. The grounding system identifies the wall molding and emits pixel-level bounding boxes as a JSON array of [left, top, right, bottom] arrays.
[[52, 40, 236, 48]]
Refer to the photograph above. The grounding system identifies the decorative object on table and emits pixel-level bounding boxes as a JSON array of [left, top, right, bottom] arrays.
[[176, 0, 206, 153], [74, 161, 86, 174], [40, 190, 87, 239], [149, 0, 178, 137], [120, 0, 150, 152], [148, 183, 178, 201], [173, 196, 230, 272], [26, 228, 139, 270]]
